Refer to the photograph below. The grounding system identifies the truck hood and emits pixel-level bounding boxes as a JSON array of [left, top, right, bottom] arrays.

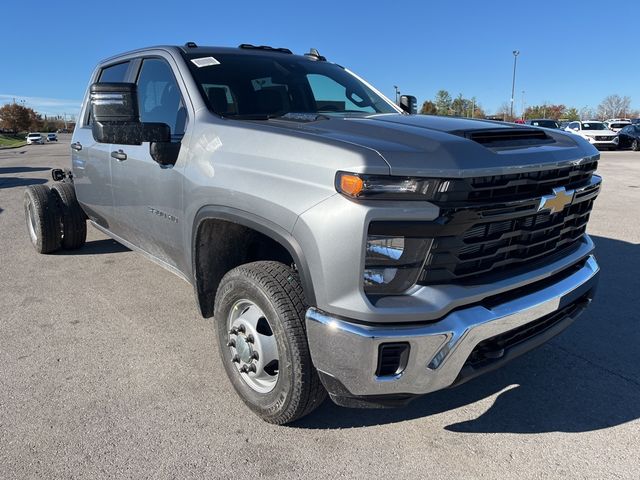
[[264, 113, 598, 177]]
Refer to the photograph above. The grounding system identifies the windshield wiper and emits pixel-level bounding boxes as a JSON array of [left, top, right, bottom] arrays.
[[222, 113, 283, 120], [223, 112, 328, 122]]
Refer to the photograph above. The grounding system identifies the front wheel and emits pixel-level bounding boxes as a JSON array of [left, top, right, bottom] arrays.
[[632, 139, 640, 151], [214, 261, 326, 424]]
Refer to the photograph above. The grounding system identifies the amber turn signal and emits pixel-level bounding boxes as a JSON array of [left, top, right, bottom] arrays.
[[339, 174, 364, 196]]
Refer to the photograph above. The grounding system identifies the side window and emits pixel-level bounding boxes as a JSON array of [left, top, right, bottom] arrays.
[[98, 61, 130, 82], [136, 58, 186, 137]]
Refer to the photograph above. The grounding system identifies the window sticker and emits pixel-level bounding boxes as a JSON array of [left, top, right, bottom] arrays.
[[191, 57, 220, 68]]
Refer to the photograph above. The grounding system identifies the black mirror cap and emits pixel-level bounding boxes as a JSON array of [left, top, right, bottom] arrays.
[[91, 121, 171, 145], [399, 95, 417, 114], [90, 83, 139, 122], [150, 140, 181, 167]]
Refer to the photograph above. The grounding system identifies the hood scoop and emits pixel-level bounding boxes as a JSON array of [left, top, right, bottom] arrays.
[[452, 128, 554, 148]]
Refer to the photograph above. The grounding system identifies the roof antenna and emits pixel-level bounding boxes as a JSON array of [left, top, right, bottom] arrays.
[[185, 42, 198, 48], [305, 48, 326, 61]]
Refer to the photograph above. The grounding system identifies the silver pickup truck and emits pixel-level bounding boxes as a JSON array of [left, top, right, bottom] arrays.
[[24, 43, 601, 424]]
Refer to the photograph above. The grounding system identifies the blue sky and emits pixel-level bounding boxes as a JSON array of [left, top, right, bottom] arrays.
[[1, 0, 638, 118]]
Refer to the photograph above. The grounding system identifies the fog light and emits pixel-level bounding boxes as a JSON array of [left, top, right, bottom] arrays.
[[363, 233, 431, 295]]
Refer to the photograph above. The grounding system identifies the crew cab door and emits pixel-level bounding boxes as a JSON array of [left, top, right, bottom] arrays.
[[108, 56, 188, 270], [72, 61, 131, 229]]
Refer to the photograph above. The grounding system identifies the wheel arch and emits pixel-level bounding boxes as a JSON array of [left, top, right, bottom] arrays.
[[191, 206, 316, 318]]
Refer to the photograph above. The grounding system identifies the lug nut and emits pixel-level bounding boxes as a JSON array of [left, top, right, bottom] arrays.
[[247, 364, 257, 373], [237, 325, 246, 333], [240, 364, 249, 373], [232, 354, 240, 363], [227, 339, 236, 347], [251, 351, 259, 360], [246, 334, 254, 344], [229, 327, 239, 335]]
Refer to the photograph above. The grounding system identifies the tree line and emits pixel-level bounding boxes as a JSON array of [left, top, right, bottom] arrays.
[[420, 91, 638, 121], [0, 103, 71, 133]]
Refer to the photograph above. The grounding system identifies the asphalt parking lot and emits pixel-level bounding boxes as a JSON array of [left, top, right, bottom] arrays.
[[1, 136, 639, 479]]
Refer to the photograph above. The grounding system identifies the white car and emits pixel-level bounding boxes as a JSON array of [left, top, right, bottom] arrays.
[[564, 121, 619, 150], [25, 132, 44, 145], [605, 120, 631, 133]]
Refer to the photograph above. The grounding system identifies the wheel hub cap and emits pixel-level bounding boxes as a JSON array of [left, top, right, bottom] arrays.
[[227, 300, 279, 393]]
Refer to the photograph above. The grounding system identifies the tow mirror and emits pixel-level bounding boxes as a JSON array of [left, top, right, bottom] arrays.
[[399, 95, 417, 115], [90, 83, 170, 145]]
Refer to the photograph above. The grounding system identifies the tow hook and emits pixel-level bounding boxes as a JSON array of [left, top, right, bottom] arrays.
[[51, 169, 73, 182]]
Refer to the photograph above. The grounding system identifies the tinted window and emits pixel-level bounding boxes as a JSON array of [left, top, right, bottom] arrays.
[[98, 62, 130, 83], [184, 53, 396, 118], [530, 120, 558, 128], [136, 58, 187, 136], [568, 122, 579, 129], [87, 61, 131, 125]]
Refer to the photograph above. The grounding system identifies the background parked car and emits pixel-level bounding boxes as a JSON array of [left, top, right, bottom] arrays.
[[631, 118, 640, 125], [46, 133, 58, 142], [564, 121, 619, 150], [605, 120, 631, 132], [25, 133, 44, 145], [526, 119, 560, 128], [617, 124, 640, 151]]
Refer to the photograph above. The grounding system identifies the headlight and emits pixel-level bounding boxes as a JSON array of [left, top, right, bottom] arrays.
[[336, 172, 448, 200], [363, 233, 432, 294]]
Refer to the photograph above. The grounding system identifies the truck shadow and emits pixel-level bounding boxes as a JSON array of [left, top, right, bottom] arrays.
[[0, 166, 51, 175], [0, 177, 48, 189], [294, 235, 640, 432], [55, 239, 130, 255]]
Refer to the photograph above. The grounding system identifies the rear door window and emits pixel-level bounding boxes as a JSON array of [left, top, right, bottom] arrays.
[[87, 61, 131, 125], [98, 61, 130, 83]]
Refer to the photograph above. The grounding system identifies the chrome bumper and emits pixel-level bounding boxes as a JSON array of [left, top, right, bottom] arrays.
[[306, 255, 599, 398]]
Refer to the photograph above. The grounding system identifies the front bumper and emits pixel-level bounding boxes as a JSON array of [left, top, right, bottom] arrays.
[[306, 255, 599, 404], [588, 137, 618, 148]]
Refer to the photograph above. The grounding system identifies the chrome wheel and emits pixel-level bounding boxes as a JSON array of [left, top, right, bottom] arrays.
[[227, 299, 279, 393], [27, 202, 38, 244]]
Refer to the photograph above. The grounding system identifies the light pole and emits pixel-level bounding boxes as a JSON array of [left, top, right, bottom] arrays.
[[510, 50, 520, 120], [521, 90, 525, 120], [393, 85, 400, 104]]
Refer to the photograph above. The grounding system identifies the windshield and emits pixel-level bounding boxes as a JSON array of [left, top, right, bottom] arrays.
[[28, 133, 40, 137], [582, 123, 608, 130], [184, 53, 397, 118], [610, 123, 629, 129]]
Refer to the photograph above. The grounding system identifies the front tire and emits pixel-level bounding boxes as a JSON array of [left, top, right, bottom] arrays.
[[632, 139, 640, 151], [214, 261, 326, 424], [24, 185, 62, 254]]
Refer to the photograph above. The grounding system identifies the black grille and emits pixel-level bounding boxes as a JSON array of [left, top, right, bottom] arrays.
[[432, 160, 598, 205], [464, 294, 590, 368], [595, 136, 614, 141], [418, 170, 600, 285]]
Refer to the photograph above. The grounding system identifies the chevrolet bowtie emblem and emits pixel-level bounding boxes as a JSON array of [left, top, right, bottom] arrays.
[[537, 187, 575, 214]]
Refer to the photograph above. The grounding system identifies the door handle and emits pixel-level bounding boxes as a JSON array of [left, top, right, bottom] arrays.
[[71, 142, 82, 151], [111, 149, 127, 161]]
